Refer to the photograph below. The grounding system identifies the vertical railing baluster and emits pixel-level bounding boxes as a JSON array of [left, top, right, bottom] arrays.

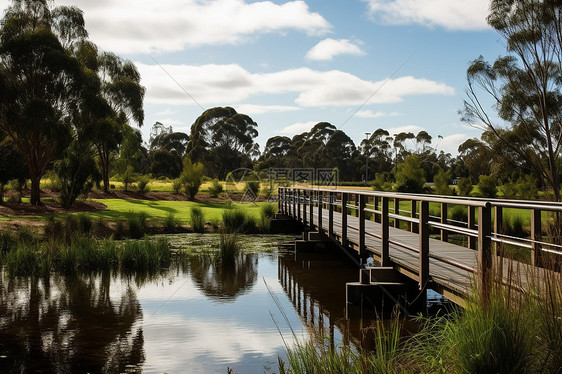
[[531, 209, 542, 267], [341, 192, 348, 245], [441, 202, 448, 242], [419, 200, 429, 290], [318, 191, 323, 233], [468, 206, 476, 249], [394, 198, 400, 228], [494, 206, 502, 256], [410, 200, 417, 233], [309, 189, 314, 229], [381, 197, 390, 266], [359, 194, 366, 258], [328, 192, 334, 237], [303, 190, 308, 226], [478, 204, 492, 307], [297, 189, 301, 222]]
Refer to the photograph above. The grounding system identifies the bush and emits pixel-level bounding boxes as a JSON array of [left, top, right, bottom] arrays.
[[172, 179, 182, 194], [218, 234, 240, 265], [457, 177, 473, 196], [120, 165, 137, 192], [164, 212, 178, 233], [395, 155, 426, 193], [137, 175, 150, 194], [433, 168, 454, 195], [222, 209, 256, 233], [478, 175, 497, 198], [245, 180, 260, 199], [449, 205, 468, 223], [259, 204, 276, 233], [128, 211, 148, 239], [499, 180, 518, 199], [77, 213, 93, 235], [371, 172, 394, 192], [190, 207, 206, 233], [208, 179, 223, 198], [180, 156, 204, 200]]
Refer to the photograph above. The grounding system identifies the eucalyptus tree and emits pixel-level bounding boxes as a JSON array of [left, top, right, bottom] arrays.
[[360, 128, 393, 176], [0, 139, 28, 203], [187, 106, 258, 179], [461, 0, 562, 201], [92, 52, 145, 192], [0, 0, 88, 205]]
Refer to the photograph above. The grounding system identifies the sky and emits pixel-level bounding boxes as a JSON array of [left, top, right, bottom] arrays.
[[0, 0, 506, 155]]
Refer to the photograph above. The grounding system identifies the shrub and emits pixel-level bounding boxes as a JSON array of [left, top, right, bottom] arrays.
[[449, 205, 468, 223], [478, 175, 497, 198], [77, 213, 93, 235], [516, 175, 538, 200], [120, 165, 137, 192], [172, 178, 182, 194], [434, 168, 454, 195], [208, 179, 223, 198], [128, 211, 148, 239], [164, 212, 178, 233], [222, 209, 256, 233], [259, 203, 277, 233], [180, 156, 204, 200], [371, 172, 395, 192], [218, 234, 240, 265], [245, 180, 260, 199], [499, 180, 518, 199], [190, 207, 206, 233], [457, 177, 473, 196], [137, 175, 150, 194], [395, 155, 426, 193]]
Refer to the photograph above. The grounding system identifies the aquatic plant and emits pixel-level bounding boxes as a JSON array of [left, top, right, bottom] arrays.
[[190, 207, 206, 233], [218, 233, 240, 265], [222, 209, 256, 233], [128, 211, 148, 239]]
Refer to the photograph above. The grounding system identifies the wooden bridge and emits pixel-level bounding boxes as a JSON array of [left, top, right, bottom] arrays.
[[277, 187, 562, 307]]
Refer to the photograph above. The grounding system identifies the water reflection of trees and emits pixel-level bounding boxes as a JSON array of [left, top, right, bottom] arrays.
[[189, 253, 258, 301], [0, 271, 144, 373]]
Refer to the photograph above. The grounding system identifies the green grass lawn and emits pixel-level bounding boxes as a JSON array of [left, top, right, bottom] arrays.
[[86, 199, 267, 223]]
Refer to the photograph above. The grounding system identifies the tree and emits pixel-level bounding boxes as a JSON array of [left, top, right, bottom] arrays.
[[92, 52, 145, 192], [187, 107, 258, 179], [478, 175, 497, 198], [457, 177, 474, 197], [395, 154, 426, 193], [360, 128, 393, 177], [0, 0, 87, 205], [0, 139, 28, 204], [434, 168, 454, 195], [461, 0, 562, 201]]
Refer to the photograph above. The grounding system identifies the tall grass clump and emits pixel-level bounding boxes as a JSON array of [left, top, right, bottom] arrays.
[[259, 203, 277, 233], [4, 242, 39, 276], [77, 213, 93, 235], [280, 317, 403, 374], [222, 209, 256, 233], [504, 214, 526, 237], [164, 212, 178, 233], [218, 234, 240, 265], [208, 179, 223, 198], [128, 211, 148, 239], [0, 231, 17, 255], [119, 237, 172, 272], [190, 207, 206, 232]]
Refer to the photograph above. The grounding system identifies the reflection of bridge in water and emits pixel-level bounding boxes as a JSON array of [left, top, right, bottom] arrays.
[[278, 250, 396, 348]]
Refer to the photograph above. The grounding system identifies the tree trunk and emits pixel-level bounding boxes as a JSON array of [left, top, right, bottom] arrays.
[[30, 173, 42, 206]]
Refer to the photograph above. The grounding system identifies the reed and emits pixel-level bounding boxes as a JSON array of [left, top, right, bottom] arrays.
[[222, 209, 256, 233], [128, 211, 148, 239], [259, 204, 277, 233], [218, 234, 240, 265], [164, 212, 178, 233], [119, 237, 172, 272], [190, 207, 206, 233]]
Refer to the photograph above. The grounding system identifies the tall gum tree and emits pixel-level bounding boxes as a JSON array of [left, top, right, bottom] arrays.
[[0, 0, 87, 205], [461, 0, 562, 201]]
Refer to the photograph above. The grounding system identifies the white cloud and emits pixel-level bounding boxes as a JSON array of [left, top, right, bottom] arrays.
[[136, 63, 455, 107], [436, 133, 470, 155], [155, 109, 176, 116], [277, 121, 317, 135], [236, 104, 301, 115], [355, 110, 400, 118], [362, 0, 489, 31], [305, 38, 366, 61], [387, 125, 424, 136], [50, 0, 331, 54]]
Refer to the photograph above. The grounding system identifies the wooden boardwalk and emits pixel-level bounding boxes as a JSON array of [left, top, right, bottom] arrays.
[[278, 188, 562, 306]]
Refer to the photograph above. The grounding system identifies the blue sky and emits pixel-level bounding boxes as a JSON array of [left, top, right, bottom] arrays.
[[1, 0, 505, 155]]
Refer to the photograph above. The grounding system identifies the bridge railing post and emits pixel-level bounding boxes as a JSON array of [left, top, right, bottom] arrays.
[[419, 200, 429, 290], [531, 209, 542, 267], [394, 198, 400, 228], [468, 206, 476, 249], [381, 196, 390, 266], [297, 189, 301, 222], [478, 204, 492, 307], [318, 191, 323, 233], [494, 206, 503, 256], [292, 188, 296, 218], [359, 194, 366, 258], [410, 200, 417, 233], [303, 190, 308, 226], [328, 192, 334, 237], [341, 192, 348, 245], [308, 189, 315, 230], [441, 202, 448, 242]]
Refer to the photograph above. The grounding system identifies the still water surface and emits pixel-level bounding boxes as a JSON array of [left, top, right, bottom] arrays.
[[0, 234, 373, 373]]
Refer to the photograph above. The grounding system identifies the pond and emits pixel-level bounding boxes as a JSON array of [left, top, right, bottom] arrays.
[[0, 234, 390, 373]]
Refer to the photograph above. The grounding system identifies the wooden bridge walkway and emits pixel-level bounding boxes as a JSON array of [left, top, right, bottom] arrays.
[[278, 188, 562, 306]]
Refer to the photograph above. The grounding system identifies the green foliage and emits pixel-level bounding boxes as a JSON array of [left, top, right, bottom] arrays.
[[137, 175, 150, 194], [449, 205, 468, 223], [478, 175, 497, 198], [259, 204, 276, 233], [457, 177, 473, 197], [119, 238, 171, 273], [218, 234, 240, 265], [172, 178, 182, 194], [395, 154, 426, 193], [127, 211, 148, 239], [245, 180, 260, 199], [433, 168, 453, 195], [222, 209, 256, 233], [180, 156, 204, 200], [371, 172, 394, 192], [208, 179, 223, 198], [77, 213, 93, 235], [164, 212, 178, 233], [190, 207, 206, 233], [56, 141, 98, 209], [119, 165, 137, 192]]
